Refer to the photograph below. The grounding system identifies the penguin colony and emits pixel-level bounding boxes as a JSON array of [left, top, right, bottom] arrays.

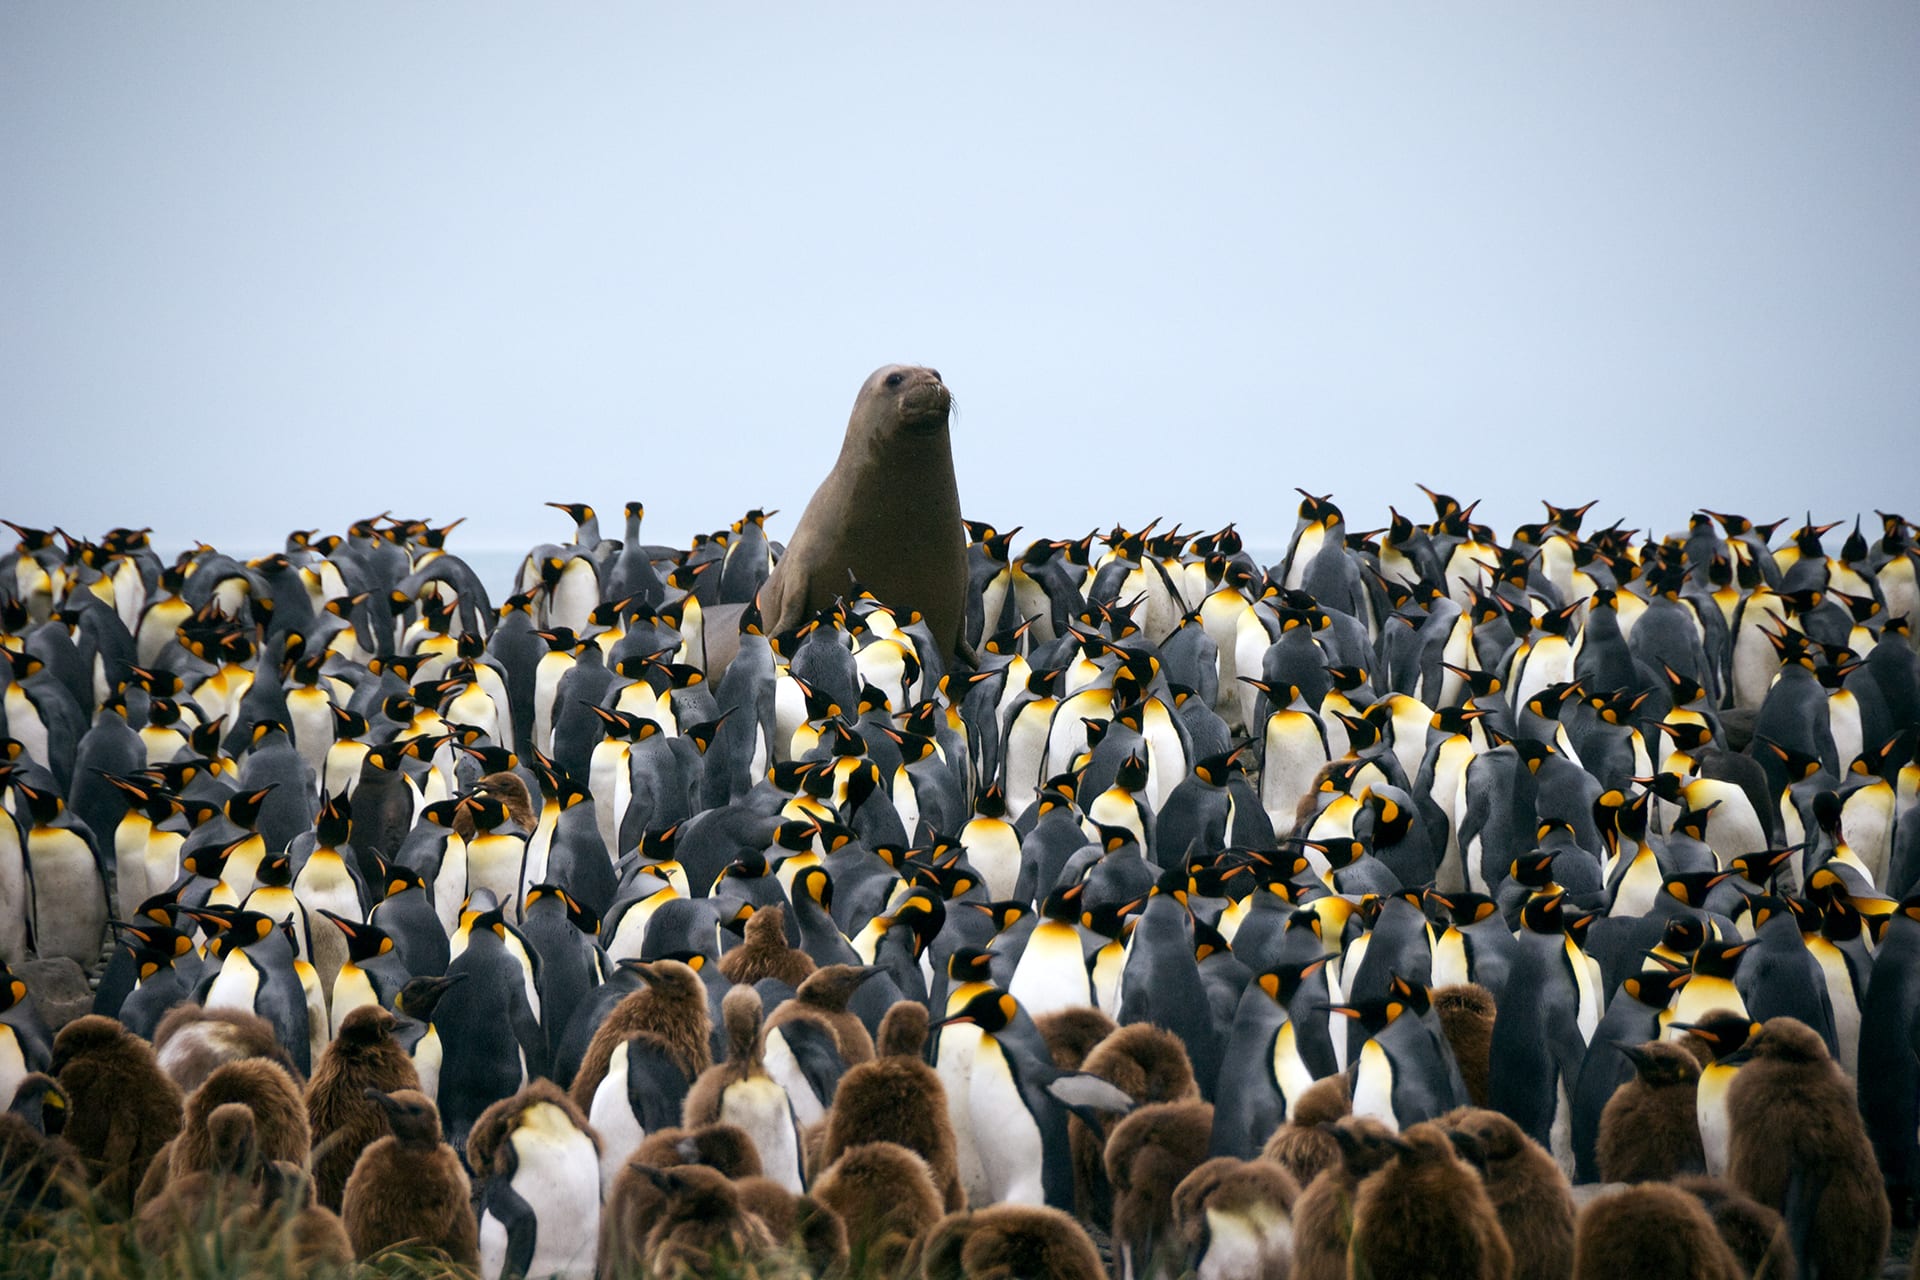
[[0, 489, 1915, 1280]]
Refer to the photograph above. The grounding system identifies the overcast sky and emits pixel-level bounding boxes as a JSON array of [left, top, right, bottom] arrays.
[[4, 3, 1916, 563]]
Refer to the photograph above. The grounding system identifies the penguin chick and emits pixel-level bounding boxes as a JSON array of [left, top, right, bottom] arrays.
[[636, 1161, 785, 1280], [570, 958, 713, 1111], [1104, 1099, 1215, 1280], [153, 1003, 302, 1096], [1070, 1022, 1200, 1228], [169, 1057, 311, 1180], [816, 1001, 962, 1211], [684, 986, 805, 1194], [733, 1176, 849, 1280], [1432, 983, 1497, 1108], [918, 1204, 1107, 1280], [49, 1014, 183, 1214], [135, 1101, 262, 1254], [1596, 1039, 1706, 1184], [766, 963, 882, 1065], [718, 904, 817, 988], [1259, 1073, 1351, 1189], [1726, 1015, 1888, 1280], [636, 1121, 766, 1180], [1035, 1004, 1120, 1070], [249, 1161, 356, 1275], [1671, 1176, 1795, 1280], [1291, 1116, 1402, 1280], [1438, 1107, 1572, 1280], [339, 1088, 477, 1265], [810, 1140, 943, 1278], [1572, 1183, 1742, 1280], [467, 1078, 603, 1280], [1348, 1120, 1513, 1280], [0, 1074, 88, 1230], [306, 1004, 419, 1211], [1170, 1155, 1301, 1280]]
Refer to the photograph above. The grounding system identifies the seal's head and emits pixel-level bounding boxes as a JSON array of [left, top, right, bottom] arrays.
[[858, 364, 951, 436]]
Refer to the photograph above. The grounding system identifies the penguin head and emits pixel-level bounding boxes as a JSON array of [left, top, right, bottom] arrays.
[[938, 987, 1018, 1035], [1742, 1016, 1832, 1066], [1615, 1039, 1701, 1085], [1670, 1011, 1763, 1065], [365, 1088, 443, 1146]]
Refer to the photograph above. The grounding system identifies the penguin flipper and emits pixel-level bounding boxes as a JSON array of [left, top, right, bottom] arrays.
[[481, 1177, 539, 1280], [1781, 1160, 1828, 1276], [778, 1018, 849, 1108], [624, 1034, 692, 1133], [1043, 1071, 1136, 1125]]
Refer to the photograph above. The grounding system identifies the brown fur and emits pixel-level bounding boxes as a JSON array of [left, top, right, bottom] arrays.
[[876, 998, 930, 1058], [637, 1121, 766, 1179], [49, 1014, 183, 1214], [1104, 1099, 1214, 1280], [339, 1089, 476, 1264], [1034, 1004, 1119, 1070], [1596, 1038, 1706, 1183], [465, 1076, 598, 1175], [1069, 1022, 1199, 1227], [152, 1004, 301, 1095], [1290, 1116, 1401, 1280], [811, 1141, 942, 1278], [719, 905, 817, 988], [1572, 1184, 1743, 1279], [735, 1175, 849, 1279], [637, 1161, 792, 1280], [765, 964, 878, 1065], [817, 1006, 962, 1211], [251, 1162, 355, 1275], [598, 1153, 672, 1280], [1170, 1156, 1300, 1278], [136, 1101, 263, 1253], [918, 1204, 1106, 1280], [1672, 1175, 1796, 1280], [1726, 1015, 1889, 1280], [1438, 1107, 1571, 1280], [569, 958, 713, 1111], [1259, 1073, 1350, 1188], [170, 1057, 311, 1183], [1432, 983, 1497, 1108], [305, 1004, 419, 1211], [1349, 1121, 1513, 1280]]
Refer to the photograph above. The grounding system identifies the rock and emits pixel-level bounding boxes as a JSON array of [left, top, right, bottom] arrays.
[[18, 957, 93, 1031]]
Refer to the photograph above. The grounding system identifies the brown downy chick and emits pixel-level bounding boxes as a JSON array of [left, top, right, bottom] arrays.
[[135, 1101, 263, 1254], [1349, 1120, 1513, 1280], [1104, 1099, 1215, 1280], [1260, 1072, 1350, 1188], [153, 1004, 302, 1096], [339, 1088, 477, 1265], [719, 905, 817, 988], [816, 1001, 962, 1211], [636, 1121, 766, 1180], [1292, 1115, 1402, 1280], [598, 1127, 768, 1280], [250, 1161, 355, 1275], [49, 1014, 183, 1214], [1439, 1107, 1572, 1280], [170, 1057, 311, 1180], [1432, 983, 1497, 1107], [1572, 1183, 1743, 1279], [810, 1140, 943, 1278], [684, 985, 805, 1193], [454, 771, 536, 839], [570, 958, 713, 1111], [306, 1004, 419, 1211], [919, 1204, 1106, 1280], [1596, 1038, 1706, 1183], [637, 1161, 787, 1280], [1725, 1015, 1888, 1280], [1671, 1176, 1795, 1280], [765, 963, 882, 1065], [1035, 1004, 1119, 1070], [1170, 1156, 1301, 1280], [1070, 1022, 1199, 1228], [733, 1176, 849, 1279]]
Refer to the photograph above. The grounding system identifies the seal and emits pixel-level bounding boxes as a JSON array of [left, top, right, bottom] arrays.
[[757, 365, 965, 657]]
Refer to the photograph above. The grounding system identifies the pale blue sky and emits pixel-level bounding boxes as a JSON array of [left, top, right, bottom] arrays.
[[4, 4, 1916, 560]]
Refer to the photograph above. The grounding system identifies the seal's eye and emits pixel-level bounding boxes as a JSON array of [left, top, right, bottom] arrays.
[[885, 372, 904, 388]]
